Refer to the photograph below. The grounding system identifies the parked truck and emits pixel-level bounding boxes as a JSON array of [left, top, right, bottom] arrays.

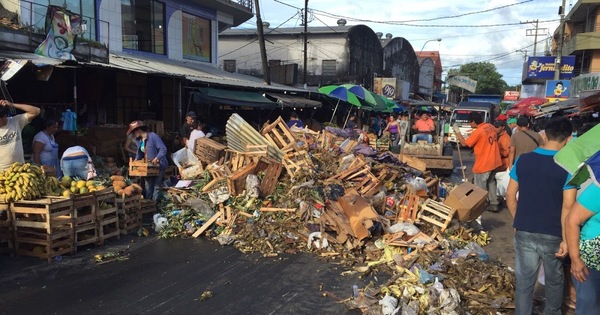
[[447, 94, 501, 143]]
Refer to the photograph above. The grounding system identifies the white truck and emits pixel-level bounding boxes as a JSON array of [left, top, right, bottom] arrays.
[[447, 101, 497, 143]]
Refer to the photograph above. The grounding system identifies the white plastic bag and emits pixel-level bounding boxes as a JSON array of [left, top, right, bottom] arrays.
[[172, 148, 202, 179], [495, 168, 510, 198]]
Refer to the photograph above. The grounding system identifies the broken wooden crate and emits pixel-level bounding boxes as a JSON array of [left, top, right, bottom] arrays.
[[261, 117, 299, 153], [254, 156, 283, 197], [95, 188, 120, 245], [282, 150, 313, 178], [11, 198, 75, 262], [128, 158, 160, 177], [417, 199, 456, 231], [227, 162, 257, 196], [116, 194, 142, 235], [194, 137, 227, 164]]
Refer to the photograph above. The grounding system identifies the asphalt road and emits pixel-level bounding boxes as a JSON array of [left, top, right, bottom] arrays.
[[0, 150, 520, 315]]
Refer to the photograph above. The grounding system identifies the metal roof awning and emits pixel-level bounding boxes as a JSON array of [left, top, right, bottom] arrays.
[[88, 52, 306, 93], [0, 51, 67, 67], [265, 93, 322, 108], [194, 87, 275, 108]]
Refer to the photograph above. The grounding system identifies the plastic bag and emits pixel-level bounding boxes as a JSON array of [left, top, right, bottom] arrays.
[[406, 176, 427, 191], [172, 148, 202, 179], [387, 222, 420, 236], [379, 294, 400, 315], [245, 174, 260, 198], [495, 168, 510, 198]]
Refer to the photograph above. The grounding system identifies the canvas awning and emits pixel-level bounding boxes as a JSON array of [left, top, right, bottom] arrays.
[[194, 87, 275, 108], [265, 93, 322, 108]]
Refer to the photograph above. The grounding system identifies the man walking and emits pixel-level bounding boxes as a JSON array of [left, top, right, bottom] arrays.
[[506, 117, 576, 315], [453, 112, 502, 212], [508, 116, 543, 169]]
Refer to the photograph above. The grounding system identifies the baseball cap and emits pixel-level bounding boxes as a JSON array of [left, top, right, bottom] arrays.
[[495, 114, 508, 121], [186, 111, 197, 118]]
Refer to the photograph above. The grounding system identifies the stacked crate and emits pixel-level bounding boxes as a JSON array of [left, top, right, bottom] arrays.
[[117, 194, 142, 234], [194, 138, 227, 164], [0, 202, 13, 255], [140, 199, 157, 215], [95, 188, 120, 245], [73, 193, 98, 250], [11, 198, 74, 262]]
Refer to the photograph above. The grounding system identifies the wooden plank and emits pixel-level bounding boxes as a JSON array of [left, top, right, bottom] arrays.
[[259, 207, 296, 212], [192, 210, 223, 238]]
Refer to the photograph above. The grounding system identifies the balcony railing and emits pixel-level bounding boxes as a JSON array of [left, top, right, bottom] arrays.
[[235, 0, 254, 11]]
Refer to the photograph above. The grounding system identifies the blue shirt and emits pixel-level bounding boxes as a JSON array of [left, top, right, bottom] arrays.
[[577, 183, 600, 240], [287, 119, 304, 128], [510, 147, 575, 237], [135, 132, 168, 170]]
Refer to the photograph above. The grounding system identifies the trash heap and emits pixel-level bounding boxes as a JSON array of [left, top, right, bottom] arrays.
[[156, 114, 515, 314]]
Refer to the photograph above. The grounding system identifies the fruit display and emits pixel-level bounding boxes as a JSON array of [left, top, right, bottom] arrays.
[[0, 162, 47, 202], [46, 175, 107, 198], [109, 175, 143, 197]]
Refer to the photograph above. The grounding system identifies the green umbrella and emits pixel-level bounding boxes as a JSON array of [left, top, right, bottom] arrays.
[[341, 84, 378, 106], [318, 85, 362, 123]]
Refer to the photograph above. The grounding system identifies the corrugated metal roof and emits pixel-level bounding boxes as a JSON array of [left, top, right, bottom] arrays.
[[89, 52, 306, 92], [0, 51, 66, 66], [220, 25, 353, 36]]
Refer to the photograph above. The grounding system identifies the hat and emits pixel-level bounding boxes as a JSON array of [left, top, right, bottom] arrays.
[[186, 111, 197, 118], [507, 118, 517, 124], [127, 120, 145, 135], [493, 120, 506, 128], [495, 114, 508, 121]]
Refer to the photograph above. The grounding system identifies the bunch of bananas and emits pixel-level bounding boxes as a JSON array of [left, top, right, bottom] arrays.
[[472, 231, 491, 246], [45, 176, 62, 196], [0, 162, 47, 202]]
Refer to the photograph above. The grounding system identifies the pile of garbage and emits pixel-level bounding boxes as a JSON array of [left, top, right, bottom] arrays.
[[154, 114, 515, 314]]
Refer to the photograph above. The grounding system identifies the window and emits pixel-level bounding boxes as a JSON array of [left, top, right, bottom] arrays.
[[31, 0, 96, 40], [182, 12, 211, 62], [322, 60, 337, 76], [121, 0, 165, 54]]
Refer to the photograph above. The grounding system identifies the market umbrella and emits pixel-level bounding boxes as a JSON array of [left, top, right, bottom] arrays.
[[506, 106, 539, 117], [341, 84, 378, 106], [510, 97, 548, 109], [318, 85, 362, 123]]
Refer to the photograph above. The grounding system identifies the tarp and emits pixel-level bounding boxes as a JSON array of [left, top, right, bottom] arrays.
[[265, 93, 322, 108], [194, 87, 275, 108], [554, 124, 600, 186]]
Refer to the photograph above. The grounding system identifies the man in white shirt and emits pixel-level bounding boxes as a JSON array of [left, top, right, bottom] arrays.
[[0, 100, 40, 171], [187, 121, 211, 152]]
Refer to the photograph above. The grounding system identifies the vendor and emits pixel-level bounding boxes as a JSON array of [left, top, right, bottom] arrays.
[[180, 111, 196, 147], [32, 119, 60, 174], [61, 145, 96, 180], [128, 120, 168, 201], [287, 112, 304, 128], [0, 100, 41, 172], [411, 112, 435, 143]]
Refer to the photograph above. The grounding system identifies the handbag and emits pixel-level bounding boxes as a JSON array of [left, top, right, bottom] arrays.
[[580, 234, 600, 271]]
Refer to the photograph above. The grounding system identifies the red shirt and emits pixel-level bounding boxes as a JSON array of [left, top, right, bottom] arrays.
[[414, 118, 434, 133]]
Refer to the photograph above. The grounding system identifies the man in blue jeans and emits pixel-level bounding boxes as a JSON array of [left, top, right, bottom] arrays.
[[506, 117, 576, 315]]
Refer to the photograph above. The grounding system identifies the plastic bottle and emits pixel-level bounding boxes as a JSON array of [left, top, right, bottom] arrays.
[[352, 285, 359, 298]]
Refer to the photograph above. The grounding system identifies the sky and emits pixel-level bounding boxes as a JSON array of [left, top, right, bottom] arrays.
[[233, 0, 569, 86]]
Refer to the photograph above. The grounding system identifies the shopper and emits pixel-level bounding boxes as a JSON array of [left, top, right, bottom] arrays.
[[0, 100, 41, 171], [61, 145, 96, 180], [506, 117, 575, 315], [128, 120, 168, 201], [508, 116, 543, 169]]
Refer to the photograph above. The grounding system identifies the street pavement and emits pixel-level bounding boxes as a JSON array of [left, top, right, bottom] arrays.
[[0, 149, 567, 314]]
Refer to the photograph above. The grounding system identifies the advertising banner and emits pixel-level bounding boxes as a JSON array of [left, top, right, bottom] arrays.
[[504, 91, 520, 101], [545, 80, 570, 102], [447, 75, 477, 93], [374, 77, 397, 99], [526, 56, 575, 80]]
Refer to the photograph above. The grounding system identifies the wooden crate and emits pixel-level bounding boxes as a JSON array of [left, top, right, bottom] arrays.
[[194, 138, 227, 164], [95, 188, 117, 220], [98, 216, 120, 245], [140, 199, 157, 215], [11, 198, 75, 262], [164, 165, 178, 177], [282, 150, 313, 178], [255, 157, 283, 197], [73, 193, 97, 225], [261, 117, 299, 153], [227, 162, 258, 196], [143, 120, 165, 137], [74, 222, 98, 249], [418, 199, 455, 232], [0, 203, 13, 255], [128, 158, 160, 177], [118, 208, 141, 235], [116, 194, 142, 212]]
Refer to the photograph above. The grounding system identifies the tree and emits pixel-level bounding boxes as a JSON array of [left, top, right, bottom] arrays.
[[448, 62, 509, 96]]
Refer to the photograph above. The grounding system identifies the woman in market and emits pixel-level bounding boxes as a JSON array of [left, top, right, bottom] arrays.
[[127, 120, 167, 201], [60, 145, 96, 180], [565, 181, 600, 314], [383, 114, 400, 148], [32, 119, 60, 174]]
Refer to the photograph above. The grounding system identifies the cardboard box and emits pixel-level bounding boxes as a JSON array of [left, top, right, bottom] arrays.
[[442, 182, 487, 222], [338, 190, 380, 240]]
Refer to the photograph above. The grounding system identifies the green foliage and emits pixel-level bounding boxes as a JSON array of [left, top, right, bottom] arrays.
[[449, 62, 509, 96]]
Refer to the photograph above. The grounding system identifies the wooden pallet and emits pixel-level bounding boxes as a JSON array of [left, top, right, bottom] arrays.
[[74, 222, 98, 249], [417, 199, 455, 231], [397, 193, 421, 222], [98, 216, 120, 245], [140, 199, 157, 215], [326, 156, 367, 183], [261, 117, 299, 153]]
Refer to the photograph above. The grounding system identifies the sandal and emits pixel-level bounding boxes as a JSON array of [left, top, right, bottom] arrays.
[[564, 298, 576, 310]]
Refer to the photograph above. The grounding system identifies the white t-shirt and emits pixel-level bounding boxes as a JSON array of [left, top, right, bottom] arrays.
[[187, 129, 206, 152], [33, 130, 56, 164], [0, 114, 29, 171]]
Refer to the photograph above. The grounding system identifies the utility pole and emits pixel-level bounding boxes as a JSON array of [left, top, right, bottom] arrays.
[[554, 0, 567, 80], [521, 19, 547, 56], [303, 0, 308, 85], [255, 0, 270, 85]]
